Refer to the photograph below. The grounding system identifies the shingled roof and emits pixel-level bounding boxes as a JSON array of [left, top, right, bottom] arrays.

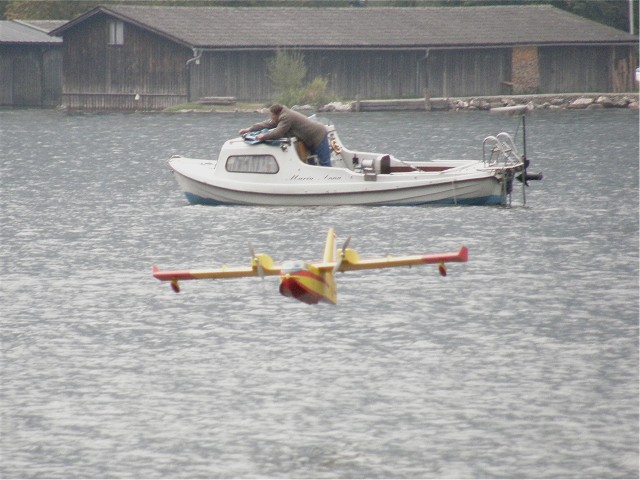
[[16, 20, 68, 34], [0, 20, 63, 44], [52, 4, 637, 50]]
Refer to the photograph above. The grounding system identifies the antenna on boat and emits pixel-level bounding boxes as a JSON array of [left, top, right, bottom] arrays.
[[521, 113, 528, 205]]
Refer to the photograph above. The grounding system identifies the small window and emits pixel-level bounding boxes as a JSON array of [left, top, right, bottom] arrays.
[[108, 20, 124, 45], [226, 155, 279, 174]]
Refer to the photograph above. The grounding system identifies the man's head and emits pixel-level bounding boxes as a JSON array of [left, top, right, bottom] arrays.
[[269, 104, 283, 122]]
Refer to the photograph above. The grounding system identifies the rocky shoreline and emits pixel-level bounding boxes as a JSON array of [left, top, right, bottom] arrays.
[[315, 92, 639, 113], [170, 92, 639, 114]]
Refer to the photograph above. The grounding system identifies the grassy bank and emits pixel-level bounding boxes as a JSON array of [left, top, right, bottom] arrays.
[[163, 101, 265, 113]]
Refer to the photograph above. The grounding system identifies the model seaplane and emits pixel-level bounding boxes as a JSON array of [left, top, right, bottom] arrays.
[[152, 228, 468, 305]]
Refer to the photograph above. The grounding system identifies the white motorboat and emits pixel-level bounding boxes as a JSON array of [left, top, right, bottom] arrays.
[[167, 117, 541, 207]]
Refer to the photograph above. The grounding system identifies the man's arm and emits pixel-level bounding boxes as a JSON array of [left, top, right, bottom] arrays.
[[259, 114, 293, 140], [249, 118, 277, 132], [240, 118, 277, 135]]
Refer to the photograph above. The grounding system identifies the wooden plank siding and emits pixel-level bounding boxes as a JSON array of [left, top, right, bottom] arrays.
[[63, 92, 186, 110], [423, 49, 511, 97], [539, 45, 637, 94], [51, 6, 638, 111], [61, 13, 191, 110], [191, 50, 429, 101], [0, 44, 62, 106], [310, 51, 424, 100], [190, 48, 512, 102], [190, 51, 272, 101], [60, 40, 638, 110]]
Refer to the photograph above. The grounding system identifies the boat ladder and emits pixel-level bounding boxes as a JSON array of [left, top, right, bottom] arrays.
[[482, 132, 525, 206], [482, 132, 522, 169]]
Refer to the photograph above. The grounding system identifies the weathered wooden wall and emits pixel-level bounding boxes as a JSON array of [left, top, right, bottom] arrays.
[[57, 12, 638, 110], [191, 50, 427, 101], [422, 49, 511, 97], [191, 48, 513, 102], [305, 50, 424, 99], [539, 45, 637, 94], [61, 13, 190, 110], [0, 45, 62, 107], [189, 51, 272, 101], [539, 46, 609, 93]]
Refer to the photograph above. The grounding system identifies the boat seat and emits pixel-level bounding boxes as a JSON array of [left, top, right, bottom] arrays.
[[294, 138, 329, 165], [294, 140, 311, 163], [379, 155, 391, 174]]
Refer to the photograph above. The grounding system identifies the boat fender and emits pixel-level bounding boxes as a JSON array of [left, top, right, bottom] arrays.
[[330, 137, 342, 153]]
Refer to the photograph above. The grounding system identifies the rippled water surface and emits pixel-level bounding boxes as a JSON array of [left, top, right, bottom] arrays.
[[1, 108, 638, 478]]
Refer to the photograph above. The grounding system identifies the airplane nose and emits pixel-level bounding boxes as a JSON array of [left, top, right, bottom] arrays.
[[279, 275, 294, 297]]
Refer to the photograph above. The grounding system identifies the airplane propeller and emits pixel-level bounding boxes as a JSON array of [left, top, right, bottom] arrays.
[[333, 235, 351, 274], [249, 243, 265, 279]]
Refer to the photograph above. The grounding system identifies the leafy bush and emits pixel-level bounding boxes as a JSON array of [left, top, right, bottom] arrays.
[[302, 77, 335, 107]]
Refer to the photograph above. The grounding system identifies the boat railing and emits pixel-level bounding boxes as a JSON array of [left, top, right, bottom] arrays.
[[482, 132, 522, 168]]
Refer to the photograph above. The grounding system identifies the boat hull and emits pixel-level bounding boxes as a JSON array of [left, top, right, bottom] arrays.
[[170, 159, 509, 207], [166, 126, 526, 207]]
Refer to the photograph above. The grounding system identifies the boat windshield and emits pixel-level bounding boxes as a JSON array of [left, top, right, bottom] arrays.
[[281, 260, 306, 273], [226, 155, 279, 174], [308, 114, 332, 126]]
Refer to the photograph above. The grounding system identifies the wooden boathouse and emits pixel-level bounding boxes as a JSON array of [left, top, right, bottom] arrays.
[[50, 4, 638, 111], [0, 20, 64, 107]]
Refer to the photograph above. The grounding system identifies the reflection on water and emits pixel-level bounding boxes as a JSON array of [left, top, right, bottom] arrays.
[[1, 109, 638, 478]]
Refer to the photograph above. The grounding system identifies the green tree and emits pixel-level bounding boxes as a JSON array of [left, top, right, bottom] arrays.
[[430, 0, 636, 33], [551, 0, 637, 32], [266, 49, 308, 106], [3, 1, 97, 19], [265, 49, 335, 107]]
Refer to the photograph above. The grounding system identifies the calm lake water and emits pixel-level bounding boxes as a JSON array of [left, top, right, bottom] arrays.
[[1, 108, 638, 478]]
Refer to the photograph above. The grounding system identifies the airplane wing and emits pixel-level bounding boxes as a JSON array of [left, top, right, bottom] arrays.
[[153, 253, 282, 291], [152, 265, 280, 281], [312, 246, 468, 272]]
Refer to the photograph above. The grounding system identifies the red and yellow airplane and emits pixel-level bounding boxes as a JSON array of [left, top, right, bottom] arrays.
[[152, 228, 468, 305]]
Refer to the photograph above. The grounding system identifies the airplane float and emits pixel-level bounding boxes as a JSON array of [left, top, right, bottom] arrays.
[[152, 228, 468, 305]]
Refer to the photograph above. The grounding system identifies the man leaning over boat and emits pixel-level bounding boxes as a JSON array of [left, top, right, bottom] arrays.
[[239, 104, 331, 166]]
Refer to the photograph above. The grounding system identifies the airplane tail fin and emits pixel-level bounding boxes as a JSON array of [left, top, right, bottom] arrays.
[[323, 228, 336, 263]]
